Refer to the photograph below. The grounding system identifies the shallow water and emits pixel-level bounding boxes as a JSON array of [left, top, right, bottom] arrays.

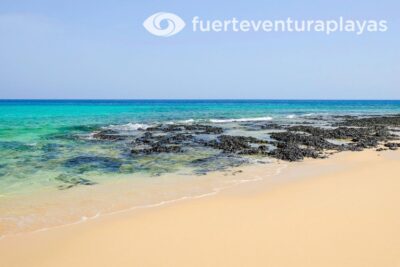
[[1, 100, 400, 236]]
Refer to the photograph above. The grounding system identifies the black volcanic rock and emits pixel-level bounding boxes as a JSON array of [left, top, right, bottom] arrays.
[[92, 117, 400, 164], [351, 137, 379, 149], [340, 115, 400, 127], [146, 124, 223, 135], [270, 132, 338, 150], [131, 144, 182, 155], [384, 142, 400, 150], [183, 125, 224, 134], [92, 130, 125, 141], [268, 142, 321, 161], [206, 135, 268, 154], [288, 125, 391, 140]]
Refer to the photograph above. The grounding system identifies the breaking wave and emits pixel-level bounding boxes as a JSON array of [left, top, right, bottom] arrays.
[[209, 117, 273, 123], [104, 123, 150, 131]]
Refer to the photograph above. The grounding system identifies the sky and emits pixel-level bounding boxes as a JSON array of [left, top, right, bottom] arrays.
[[0, 0, 399, 99]]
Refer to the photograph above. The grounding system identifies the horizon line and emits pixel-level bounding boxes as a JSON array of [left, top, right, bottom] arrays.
[[1, 99, 400, 101]]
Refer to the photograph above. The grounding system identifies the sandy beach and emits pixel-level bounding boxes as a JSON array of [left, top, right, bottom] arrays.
[[1, 148, 400, 267], [1, 0, 398, 264]]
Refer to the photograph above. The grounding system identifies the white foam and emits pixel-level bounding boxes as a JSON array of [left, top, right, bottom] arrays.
[[209, 117, 273, 123], [180, 119, 195, 124], [286, 114, 296, 119], [105, 123, 150, 131], [167, 119, 196, 124]]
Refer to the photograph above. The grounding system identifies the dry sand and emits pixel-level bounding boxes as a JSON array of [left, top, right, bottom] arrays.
[[1, 149, 400, 267]]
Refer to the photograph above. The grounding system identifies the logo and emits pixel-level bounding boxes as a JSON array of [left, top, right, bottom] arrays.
[[143, 12, 186, 37], [143, 14, 388, 37]]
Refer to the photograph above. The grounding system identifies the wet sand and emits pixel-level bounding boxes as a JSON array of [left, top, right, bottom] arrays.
[[1, 149, 400, 267]]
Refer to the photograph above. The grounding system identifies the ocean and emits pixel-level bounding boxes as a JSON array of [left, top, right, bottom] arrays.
[[1, 99, 400, 236]]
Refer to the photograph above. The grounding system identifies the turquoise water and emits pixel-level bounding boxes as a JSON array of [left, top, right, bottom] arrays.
[[2, 99, 400, 140], [1, 100, 400, 235], [1, 100, 400, 191], [1, 99, 400, 190]]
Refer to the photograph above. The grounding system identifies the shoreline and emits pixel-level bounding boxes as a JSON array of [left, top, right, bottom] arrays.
[[0, 160, 288, 239], [1, 148, 400, 266], [2, 112, 400, 236]]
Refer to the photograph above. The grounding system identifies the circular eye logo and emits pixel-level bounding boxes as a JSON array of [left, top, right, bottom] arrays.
[[143, 12, 186, 37]]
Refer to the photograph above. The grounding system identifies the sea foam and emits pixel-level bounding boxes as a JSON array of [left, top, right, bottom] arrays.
[[209, 117, 273, 123], [104, 123, 150, 131]]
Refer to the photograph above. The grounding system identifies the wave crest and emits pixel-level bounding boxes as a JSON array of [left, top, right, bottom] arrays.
[[104, 123, 150, 131], [209, 117, 273, 123]]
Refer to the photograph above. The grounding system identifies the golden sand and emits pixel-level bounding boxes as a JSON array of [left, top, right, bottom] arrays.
[[1, 149, 400, 267]]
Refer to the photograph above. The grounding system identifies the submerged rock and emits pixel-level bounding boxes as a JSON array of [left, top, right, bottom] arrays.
[[189, 154, 249, 174], [131, 144, 182, 155], [146, 124, 223, 135], [183, 125, 224, 134], [0, 141, 33, 151], [260, 123, 284, 130], [238, 145, 269, 155], [92, 130, 125, 141], [157, 133, 194, 145], [64, 156, 122, 172], [55, 174, 97, 190]]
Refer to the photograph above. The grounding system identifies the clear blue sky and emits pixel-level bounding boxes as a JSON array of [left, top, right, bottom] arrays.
[[0, 0, 399, 99]]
